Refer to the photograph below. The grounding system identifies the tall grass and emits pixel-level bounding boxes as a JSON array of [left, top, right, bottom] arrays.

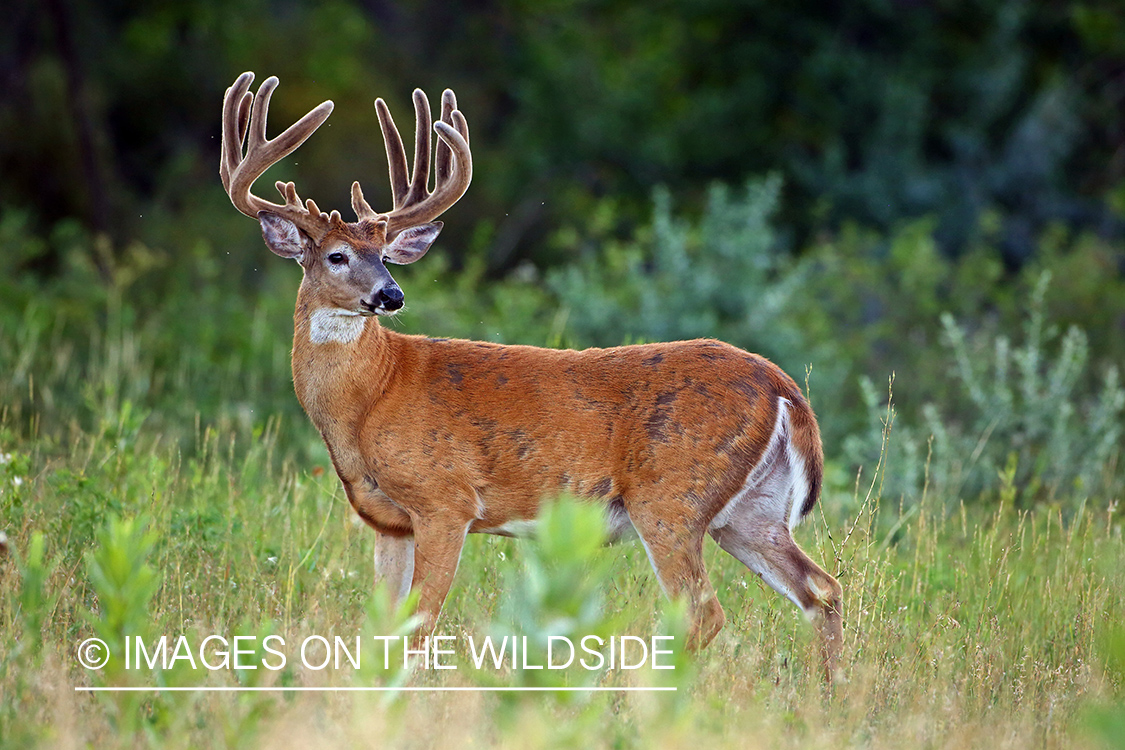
[[2, 356, 1122, 748], [1, 212, 1122, 747]]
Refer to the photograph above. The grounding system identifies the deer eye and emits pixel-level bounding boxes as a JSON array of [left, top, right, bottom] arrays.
[[327, 252, 348, 265]]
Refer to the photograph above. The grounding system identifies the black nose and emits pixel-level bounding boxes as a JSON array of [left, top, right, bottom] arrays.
[[377, 286, 404, 310]]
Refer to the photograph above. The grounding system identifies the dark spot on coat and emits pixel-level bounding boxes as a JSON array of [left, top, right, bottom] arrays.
[[504, 428, 533, 459], [732, 379, 761, 405], [645, 410, 669, 442], [643, 353, 664, 367], [496, 374, 509, 387], [472, 417, 498, 438], [751, 366, 773, 387], [578, 393, 611, 410], [428, 337, 450, 343], [447, 363, 464, 385], [591, 477, 613, 497], [643, 390, 680, 441]]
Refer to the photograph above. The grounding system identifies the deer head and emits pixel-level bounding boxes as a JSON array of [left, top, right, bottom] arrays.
[[220, 72, 472, 317]]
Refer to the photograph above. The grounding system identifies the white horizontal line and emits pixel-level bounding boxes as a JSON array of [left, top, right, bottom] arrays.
[[75, 686, 676, 693]]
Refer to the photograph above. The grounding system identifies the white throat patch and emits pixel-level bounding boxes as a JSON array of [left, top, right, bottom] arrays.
[[309, 308, 366, 345]]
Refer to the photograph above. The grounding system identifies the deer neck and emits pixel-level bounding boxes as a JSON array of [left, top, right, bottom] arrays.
[[290, 291, 395, 443]]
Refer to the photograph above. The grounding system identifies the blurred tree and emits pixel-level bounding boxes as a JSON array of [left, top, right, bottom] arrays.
[[0, 0, 1122, 274]]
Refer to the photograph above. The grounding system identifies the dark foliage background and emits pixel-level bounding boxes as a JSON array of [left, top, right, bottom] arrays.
[[4, 0, 1124, 267]]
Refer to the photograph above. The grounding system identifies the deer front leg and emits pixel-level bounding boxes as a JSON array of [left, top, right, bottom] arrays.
[[372, 530, 414, 605], [408, 515, 473, 642]]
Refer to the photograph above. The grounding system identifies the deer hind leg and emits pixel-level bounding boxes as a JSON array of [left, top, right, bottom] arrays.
[[710, 512, 842, 682], [628, 510, 725, 650]]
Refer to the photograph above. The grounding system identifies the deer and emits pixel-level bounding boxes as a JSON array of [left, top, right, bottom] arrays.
[[219, 71, 843, 682]]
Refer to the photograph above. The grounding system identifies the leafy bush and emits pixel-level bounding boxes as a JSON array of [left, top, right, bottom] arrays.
[[547, 176, 811, 365], [845, 273, 1124, 507], [483, 495, 623, 691]]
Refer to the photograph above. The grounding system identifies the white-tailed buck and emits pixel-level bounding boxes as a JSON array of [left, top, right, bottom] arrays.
[[220, 72, 843, 680]]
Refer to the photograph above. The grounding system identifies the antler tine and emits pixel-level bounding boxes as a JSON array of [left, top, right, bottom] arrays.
[[351, 181, 379, 222], [402, 89, 433, 206], [434, 89, 456, 185], [379, 90, 472, 238], [374, 98, 409, 208], [220, 72, 255, 193], [219, 72, 335, 239]]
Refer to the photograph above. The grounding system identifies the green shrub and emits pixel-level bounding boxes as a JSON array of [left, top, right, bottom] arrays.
[[845, 273, 1124, 507], [483, 495, 625, 691], [547, 176, 808, 363]]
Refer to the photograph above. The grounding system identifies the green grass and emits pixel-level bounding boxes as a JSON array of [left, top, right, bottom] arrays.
[[1, 221, 1122, 747], [1, 389, 1122, 748]]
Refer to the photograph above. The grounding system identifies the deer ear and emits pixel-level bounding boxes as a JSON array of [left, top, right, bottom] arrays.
[[259, 212, 310, 260], [383, 222, 442, 265]]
